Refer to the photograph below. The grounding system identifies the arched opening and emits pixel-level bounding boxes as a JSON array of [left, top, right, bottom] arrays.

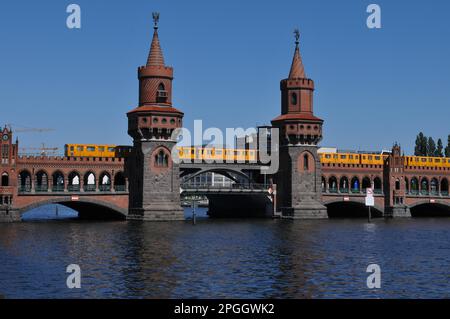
[[339, 176, 349, 193], [303, 153, 309, 171], [362, 177, 371, 193], [21, 201, 126, 222], [99, 172, 111, 192], [291, 92, 298, 105], [326, 201, 383, 218], [1, 172, 9, 186], [411, 177, 419, 195], [18, 170, 32, 192], [35, 171, 49, 192], [157, 83, 168, 103], [430, 178, 439, 195], [68, 171, 80, 192], [374, 177, 382, 194], [114, 172, 126, 192], [405, 177, 409, 194], [52, 171, 65, 192], [155, 150, 169, 167], [328, 176, 338, 193], [83, 172, 96, 192], [421, 178, 429, 195], [441, 178, 449, 196], [351, 177, 360, 193], [321, 176, 326, 192], [410, 203, 450, 217]]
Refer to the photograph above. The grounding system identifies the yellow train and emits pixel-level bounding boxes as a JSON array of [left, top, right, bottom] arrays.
[[404, 155, 450, 168], [319, 152, 387, 166], [177, 146, 257, 162], [65, 144, 117, 157], [64, 143, 450, 168]]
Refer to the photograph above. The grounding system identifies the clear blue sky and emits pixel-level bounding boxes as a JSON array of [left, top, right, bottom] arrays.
[[0, 0, 449, 154]]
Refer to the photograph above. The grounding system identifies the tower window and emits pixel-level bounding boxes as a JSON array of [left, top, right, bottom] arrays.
[[304, 154, 309, 171], [291, 92, 297, 105], [155, 150, 169, 167], [157, 83, 168, 103]]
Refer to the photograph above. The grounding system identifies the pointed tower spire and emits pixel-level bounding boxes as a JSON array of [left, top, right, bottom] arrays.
[[146, 12, 165, 67], [288, 29, 306, 79]]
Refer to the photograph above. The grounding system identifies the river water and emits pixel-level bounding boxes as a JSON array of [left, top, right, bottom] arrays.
[[0, 206, 449, 299]]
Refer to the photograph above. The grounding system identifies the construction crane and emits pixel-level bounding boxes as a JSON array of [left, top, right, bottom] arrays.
[[5, 124, 55, 133], [19, 143, 59, 156]]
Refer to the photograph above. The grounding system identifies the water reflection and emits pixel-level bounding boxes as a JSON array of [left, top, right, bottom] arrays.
[[1, 207, 450, 298]]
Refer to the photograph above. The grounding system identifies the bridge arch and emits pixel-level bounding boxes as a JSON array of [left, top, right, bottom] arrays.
[[409, 200, 450, 217], [18, 197, 127, 220], [181, 167, 252, 185], [324, 199, 384, 218]]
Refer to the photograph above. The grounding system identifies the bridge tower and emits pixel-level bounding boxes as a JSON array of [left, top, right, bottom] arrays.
[[126, 13, 184, 221], [271, 30, 327, 219], [384, 144, 411, 217]]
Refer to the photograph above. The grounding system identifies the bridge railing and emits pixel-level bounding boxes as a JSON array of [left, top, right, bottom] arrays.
[[17, 184, 128, 194], [181, 183, 269, 191]]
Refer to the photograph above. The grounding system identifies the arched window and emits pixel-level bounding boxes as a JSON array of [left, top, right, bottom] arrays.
[[157, 83, 167, 103], [291, 92, 298, 105], [52, 171, 65, 192], [155, 150, 168, 167], [321, 176, 326, 192], [1, 172, 8, 186], [35, 171, 48, 192], [303, 153, 309, 171], [430, 178, 439, 195], [84, 172, 96, 192], [395, 179, 400, 190], [114, 172, 126, 192]]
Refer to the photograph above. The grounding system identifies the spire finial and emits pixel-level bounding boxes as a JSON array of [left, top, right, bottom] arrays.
[[152, 12, 160, 30], [294, 28, 300, 48]]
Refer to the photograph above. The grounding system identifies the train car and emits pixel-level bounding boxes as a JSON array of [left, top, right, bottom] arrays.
[[64, 144, 117, 158], [177, 146, 257, 163], [405, 155, 450, 169]]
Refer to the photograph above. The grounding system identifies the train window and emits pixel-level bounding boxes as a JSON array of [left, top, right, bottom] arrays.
[[87, 146, 96, 152], [70, 146, 74, 151], [108, 147, 115, 152], [368, 156, 373, 160], [325, 154, 331, 159], [98, 147, 105, 152], [421, 158, 426, 162], [375, 156, 380, 160], [435, 159, 440, 163], [77, 146, 84, 151], [349, 155, 353, 159], [341, 155, 346, 159], [333, 155, 338, 159]]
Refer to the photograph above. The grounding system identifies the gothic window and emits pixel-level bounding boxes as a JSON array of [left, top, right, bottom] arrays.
[[155, 150, 169, 167]]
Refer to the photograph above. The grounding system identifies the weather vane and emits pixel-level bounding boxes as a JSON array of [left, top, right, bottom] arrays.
[[294, 28, 300, 46], [152, 12, 160, 29]]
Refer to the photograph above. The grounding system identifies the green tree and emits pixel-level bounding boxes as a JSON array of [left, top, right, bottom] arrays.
[[427, 137, 436, 156], [445, 135, 450, 157], [415, 132, 428, 156], [436, 138, 444, 157]]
